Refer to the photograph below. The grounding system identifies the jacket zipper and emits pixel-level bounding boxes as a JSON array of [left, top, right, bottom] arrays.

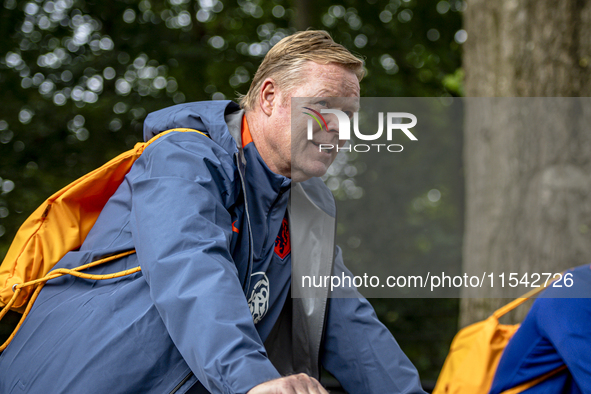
[[235, 152, 254, 294], [317, 203, 338, 379], [169, 372, 194, 394]]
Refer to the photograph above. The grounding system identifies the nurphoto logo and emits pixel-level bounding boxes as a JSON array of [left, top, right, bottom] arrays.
[[303, 107, 418, 153]]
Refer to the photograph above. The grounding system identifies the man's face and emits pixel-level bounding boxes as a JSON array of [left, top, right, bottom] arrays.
[[268, 62, 360, 182]]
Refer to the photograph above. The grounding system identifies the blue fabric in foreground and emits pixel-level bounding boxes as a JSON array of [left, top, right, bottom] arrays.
[[490, 264, 591, 394]]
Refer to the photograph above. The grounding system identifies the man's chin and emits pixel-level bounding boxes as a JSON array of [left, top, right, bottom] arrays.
[[288, 163, 327, 182]]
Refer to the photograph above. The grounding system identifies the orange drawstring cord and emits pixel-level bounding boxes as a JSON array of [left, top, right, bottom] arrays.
[[0, 250, 138, 352]]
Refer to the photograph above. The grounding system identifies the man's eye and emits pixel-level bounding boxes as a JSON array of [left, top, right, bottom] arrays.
[[317, 100, 328, 107]]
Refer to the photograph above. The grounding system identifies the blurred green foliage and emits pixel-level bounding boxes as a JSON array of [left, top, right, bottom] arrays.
[[0, 0, 463, 384]]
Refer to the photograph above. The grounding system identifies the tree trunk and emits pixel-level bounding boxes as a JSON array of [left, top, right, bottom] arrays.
[[461, 0, 591, 326], [293, 0, 312, 31]]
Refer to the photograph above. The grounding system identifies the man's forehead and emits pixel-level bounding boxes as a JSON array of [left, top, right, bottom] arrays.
[[317, 96, 360, 111], [303, 62, 360, 95], [304, 84, 360, 106]]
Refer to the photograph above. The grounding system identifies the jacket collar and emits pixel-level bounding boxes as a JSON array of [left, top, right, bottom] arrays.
[[143, 100, 242, 157]]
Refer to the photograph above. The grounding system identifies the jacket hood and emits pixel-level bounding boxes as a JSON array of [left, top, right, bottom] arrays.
[[143, 100, 242, 156]]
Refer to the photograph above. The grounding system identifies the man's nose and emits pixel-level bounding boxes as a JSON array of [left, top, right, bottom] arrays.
[[320, 109, 352, 140], [323, 113, 340, 134]]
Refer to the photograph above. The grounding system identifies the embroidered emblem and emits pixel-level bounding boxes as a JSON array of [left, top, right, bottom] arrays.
[[248, 272, 269, 324], [274, 217, 291, 259]]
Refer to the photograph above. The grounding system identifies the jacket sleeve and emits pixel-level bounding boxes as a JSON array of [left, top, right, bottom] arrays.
[[532, 281, 591, 391], [491, 297, 591, 393], [321, 247, 426, 394], [128, 132, 280, 394], [489, 266, 591, 394]]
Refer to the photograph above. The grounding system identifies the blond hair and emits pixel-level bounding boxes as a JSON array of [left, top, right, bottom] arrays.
[[239, 30, 364, 111]]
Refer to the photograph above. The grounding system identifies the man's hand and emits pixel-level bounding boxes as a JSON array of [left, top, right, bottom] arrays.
[[247, 373, 329, 394]]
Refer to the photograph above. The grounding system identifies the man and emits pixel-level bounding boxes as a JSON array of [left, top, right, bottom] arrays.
[[0, 30, 424, 393]]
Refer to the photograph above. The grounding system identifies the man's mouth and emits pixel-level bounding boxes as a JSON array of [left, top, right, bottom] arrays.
[[311, 141, 336, 153]]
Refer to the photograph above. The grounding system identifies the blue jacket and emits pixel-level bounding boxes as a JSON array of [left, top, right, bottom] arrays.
[[490, 264, 591, 394], [0, 101, 424, 394]]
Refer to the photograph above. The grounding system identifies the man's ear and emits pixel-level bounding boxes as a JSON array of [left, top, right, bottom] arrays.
[[259, 78, 276, 116]]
